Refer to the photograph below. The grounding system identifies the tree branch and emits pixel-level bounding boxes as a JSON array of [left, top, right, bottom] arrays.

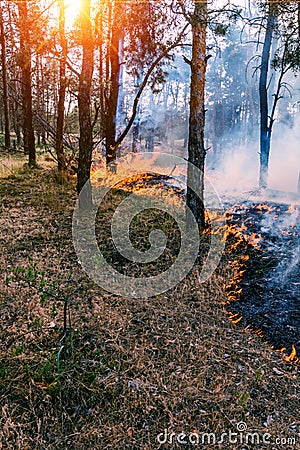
[[115, 26, 189, 148], [65, 57, 80, 78]]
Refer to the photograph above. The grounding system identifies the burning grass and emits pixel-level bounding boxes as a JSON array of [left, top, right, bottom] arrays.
[[0, 163, 299, 449]]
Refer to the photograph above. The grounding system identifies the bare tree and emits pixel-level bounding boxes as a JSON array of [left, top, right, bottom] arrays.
[[258, 1, 300, 188]]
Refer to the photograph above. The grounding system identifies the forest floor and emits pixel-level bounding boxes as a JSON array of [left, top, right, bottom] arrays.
[[0, 155, 299, 449]]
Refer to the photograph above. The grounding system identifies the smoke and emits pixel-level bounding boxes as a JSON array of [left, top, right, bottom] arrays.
[[207, 144, 258, 195], [282, 243, 300, 281], [206, 116, 300, 199], [250, 201, 298, 285], [269, 120, 300, 193]]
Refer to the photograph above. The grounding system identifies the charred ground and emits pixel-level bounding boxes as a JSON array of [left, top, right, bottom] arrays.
[[224, 202, 300, 357]]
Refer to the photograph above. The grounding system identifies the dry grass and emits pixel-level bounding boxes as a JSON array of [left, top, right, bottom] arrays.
[[0, 151, 56, 178], [0, 160, 299, 449], [0, 154, 25, 178]]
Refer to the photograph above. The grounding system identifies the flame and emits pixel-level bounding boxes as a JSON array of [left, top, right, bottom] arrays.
[[284, 344, 297, 362], [253, 329, 264, 338], [246, 232, 262, 248], [228, 311, 243, 324], [232, 316, 242, 324], [276, 347, 286, 353], [287, 204, 295, 214], [280, 228, 295, 236], [274, 345, 300, 364], [256, 203, 275, 213], [238, 223, 247, 231]]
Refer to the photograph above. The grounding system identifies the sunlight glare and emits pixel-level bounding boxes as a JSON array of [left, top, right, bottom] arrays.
[[65, 0, 81, 26]]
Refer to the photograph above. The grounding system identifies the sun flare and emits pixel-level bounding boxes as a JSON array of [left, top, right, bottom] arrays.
[[65, 0, 81, 26]]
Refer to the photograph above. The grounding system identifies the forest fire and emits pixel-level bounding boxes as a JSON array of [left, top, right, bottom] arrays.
[[223, 200, 300, 364], [89, 162, 300, 367], [1, 0, 299, 446]]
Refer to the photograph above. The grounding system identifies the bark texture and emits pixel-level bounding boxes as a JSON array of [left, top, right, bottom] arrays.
[[17, 0, 36, 166], [187, 1, 207, 230], [56, 0, 67, 173], [0, 4, 10, 149], [77, 0, 94, 209], [259, 4, 276, 188], [105, 1, 124, 166]]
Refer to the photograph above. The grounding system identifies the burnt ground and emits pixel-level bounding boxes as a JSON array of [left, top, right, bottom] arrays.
[[225, 202, 300, 355], [120, 173, 300, 356]]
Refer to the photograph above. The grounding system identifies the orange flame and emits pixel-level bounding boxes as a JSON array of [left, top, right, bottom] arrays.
[[287, 204, 295, 214], [257, 203, 275, 213], [284, 344, 297, 362]]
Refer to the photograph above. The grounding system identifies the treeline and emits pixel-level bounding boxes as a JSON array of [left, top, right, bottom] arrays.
[[0, 1, 185, 160], [0, 1, 299, 215]]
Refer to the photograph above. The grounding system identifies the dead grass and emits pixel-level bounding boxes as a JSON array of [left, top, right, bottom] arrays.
[[0, 154, 25, 178], [0, 151, 56, 178], [0, 161, 299, 450]]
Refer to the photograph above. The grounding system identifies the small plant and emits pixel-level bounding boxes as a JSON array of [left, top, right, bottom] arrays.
[[10, 264, 45, 287], [31, 318, 44, 330], [239, 391, 250, 408], [37, 361, 53, 380], [255, 368, 265, 381], [14, 344, 26, 356]]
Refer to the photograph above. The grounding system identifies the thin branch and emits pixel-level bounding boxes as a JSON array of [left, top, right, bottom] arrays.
[[91, 102, 101, 130], [183, 55, 192, 66], [115, 26, 189, 148], [65, 57, 80, 78], [266, 71, 274, 91]]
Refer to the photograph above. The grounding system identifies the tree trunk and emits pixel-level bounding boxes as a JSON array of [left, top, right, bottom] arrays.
[[105, 1, 123, 166], [298, 0, 300, 38], [17, 0, 36, 166], [259, 4, 276, 188], [7, 1, 21, 148], [97, 7, 105, 138], [183, 82, 189, 148], [77, 0, 94, 209], [116, 35, 125, 133], [56, 0, 67, 174], [0, 4, 10, 149], [35, 54, 44, 147], [131, 70, 142, 154], [187, 0, 207, 230], [146, 91, 155, 152], [40, 56, 47, 145]]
